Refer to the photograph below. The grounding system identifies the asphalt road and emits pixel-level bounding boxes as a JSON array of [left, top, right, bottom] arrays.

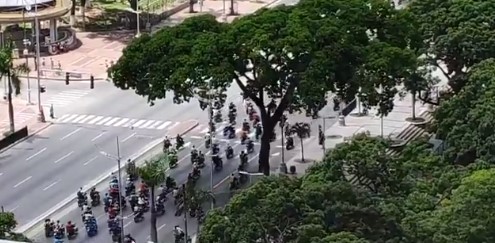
[[25, 105, 312, 242], [0, 81, 204, 228]]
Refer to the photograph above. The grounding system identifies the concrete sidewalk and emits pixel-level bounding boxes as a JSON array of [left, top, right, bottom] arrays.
[[151, 0, 277, 32], [0, 97, 50, 143], [282, 94, 432, 174]]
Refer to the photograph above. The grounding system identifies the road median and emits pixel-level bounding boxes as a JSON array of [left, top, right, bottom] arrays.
[[18, 120, 199, 238]]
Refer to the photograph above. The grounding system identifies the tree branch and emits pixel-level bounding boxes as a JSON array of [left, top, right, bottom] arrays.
[[272, 78, 299, 124], [234, 76, 262, 105]]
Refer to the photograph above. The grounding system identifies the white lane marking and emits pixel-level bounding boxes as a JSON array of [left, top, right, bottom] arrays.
[[157, 224, 167, 231], [156, 121, 172, 130], [9, 205, 19, 212], [271, 152, 280, 156], [131, 120, 147, 128], [60, 128, 82, 140], [113, 118, 130, 127], [104, 117, 121, 126], [88, 116, 104, 124], [148, 121, 163, 129], [43, 180, 60, 191], [0, 172, 3, 176], [190, 135, 202, 139], [167, 121, 180, 130], [71, 115, 88, 123], [139, 120, 156, 129], [122, 133, 136, 142], [58, 114, 78, 123], [275, 145, 283, 148], [79, 115, 96, 123], [54, 151, 74, 164], [96, 117, 113, 125], [199, 128, 209, 134], [91, 132, 106, 141], [124, 221, 132, 228], [13, 176, 32, 188], [26, 147, 47, 161], [83, 156, 98, 166]]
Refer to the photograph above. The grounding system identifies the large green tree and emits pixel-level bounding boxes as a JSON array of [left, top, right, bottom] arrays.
[[109, 0, 415, 175], [406, 0, 495, 93], [433, 58, 495, 165], [0, 212, 31, 242]]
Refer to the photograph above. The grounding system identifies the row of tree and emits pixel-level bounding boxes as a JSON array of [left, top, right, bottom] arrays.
[[109, 0, 431, 175], [194, 0, 495, 240]]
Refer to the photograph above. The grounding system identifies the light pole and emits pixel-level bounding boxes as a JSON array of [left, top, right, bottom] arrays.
[[320, 116, 334, 156], [25, 1, 45, 122], [135, 2, 141, 37], [279, 117, 287, 174], [22, 39, 32, 104], [99, 137, 125, 242]]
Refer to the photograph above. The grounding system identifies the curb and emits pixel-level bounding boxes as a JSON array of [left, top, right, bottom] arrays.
[[19, 76, 107, 82], [17, 120, 199, 235], [0, 122, 53, 154]]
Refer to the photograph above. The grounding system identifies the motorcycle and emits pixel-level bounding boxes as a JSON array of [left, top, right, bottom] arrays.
[[246, 141, 254, 154], [286, 137, 294, 150], [212, 143, 220, 155], [214, 110, 223, 123], [205, 137, 211, 149], [169, 153, 178, 168], [133, 211, 145, 223], [90, 191, 101, 207], [213, 157, 223, 171], [155, 202, 166, 216], [226, 146, 234, 159], [66, 225, 79, 240], [228, 112, 236, 125]]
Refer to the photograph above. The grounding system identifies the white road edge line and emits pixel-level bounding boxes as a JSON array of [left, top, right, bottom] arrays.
[[60, 128, 82, 141], [14, 176, 32, 188], [123, 221, 132, 228], [43, 180, 60, 191], [9, 205, 19, 212], [26, 148, 47, 161], [54, 151, 74, 164]]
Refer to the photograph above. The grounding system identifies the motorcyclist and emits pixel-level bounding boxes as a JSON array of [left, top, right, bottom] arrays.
[[176, 134, 184, 148], [239, 151, 248, 167], [229, 102, 236, 111], [286, 136, 294, 150], [230, 173, 239, 189], [166, 176, 176, 190], [191, 145, 198, 159], [82, 207, 93, 222], [173, 226, 185, 241], [197, 151, 205, 166], [90, 188, 99, 204], [226, 144, 234, 159], [212, 142, 220, 154], [204, 133, 211, 148], [66, 221, 76, 236], [255, 123, 262, 140], [77, 187, 86, 207], [163, 136, 171, 151], [214, 109, 222, 122], [212, 155, 223, 169], [125, 178, 135, 196], [192, 164, 201, 178], [124, 234, 136, 243], [318, 125, 325, 145], [242, 119, 250, 132], [246, 138, 254, 153]]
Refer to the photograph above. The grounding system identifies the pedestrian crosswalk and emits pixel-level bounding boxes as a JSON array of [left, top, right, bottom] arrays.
[[56, 114, 179, 130], [45, 90, 90, 107]]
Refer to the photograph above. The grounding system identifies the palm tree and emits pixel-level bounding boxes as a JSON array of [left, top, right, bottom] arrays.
[[289, 123, 311, 162], [137, 154, 168, 243], [0, 46, 30, 134], [184, 181, 215, 232]]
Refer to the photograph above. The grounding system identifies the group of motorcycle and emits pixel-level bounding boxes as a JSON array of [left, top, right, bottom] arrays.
[[163, 134, 186, 169]]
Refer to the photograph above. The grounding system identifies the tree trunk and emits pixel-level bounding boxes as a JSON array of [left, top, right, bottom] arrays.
[[258, 125, 273, 175], [7, 73, 15, 134], [229, 0, 235, 15], [81, 8, 86, 29], [149, 185, 158, 242], [299, 136, 304, 162], [70, 0, 76, 26], [189, 0, 195, 13], [411, 91, 416, 120]]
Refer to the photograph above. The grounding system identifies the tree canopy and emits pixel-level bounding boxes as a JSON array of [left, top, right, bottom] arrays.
[[199, 134, 495, 242], [109, 0, 419, 174], [0, 212, 31, 242]]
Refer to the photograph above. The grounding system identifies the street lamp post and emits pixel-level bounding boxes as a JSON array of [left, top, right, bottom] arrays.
[[279, 120, 287, 174], [25, 1, 45, 122], [99, 137, 125, 242], [22, 39, 32, 104], [135, 2, 141, 37]]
